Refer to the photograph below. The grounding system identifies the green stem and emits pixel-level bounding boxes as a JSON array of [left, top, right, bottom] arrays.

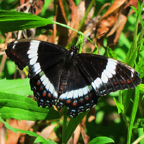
[[78, 0, 95, 30], [127, 86, 140, 144], [119, 90, 129, 128], [53, 21, 93, 44], [132, 133, 144, 144], [62, 107, 67, 144], [138, 21, 144, 48]]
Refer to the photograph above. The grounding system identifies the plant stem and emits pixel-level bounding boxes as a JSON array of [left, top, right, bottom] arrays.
[[78, 0, 95, 30], [132, 134, 144, 144], [127, 86, 140, 144], [62, 107, 67, 144]]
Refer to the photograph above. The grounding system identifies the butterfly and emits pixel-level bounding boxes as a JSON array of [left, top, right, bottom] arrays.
[[5, 39, 141, 117]]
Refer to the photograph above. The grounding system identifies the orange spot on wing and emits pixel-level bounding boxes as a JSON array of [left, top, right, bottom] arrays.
[[48, 94, 51, 98], [37, 81, 40, 85], [12, 52, 16, 56], [80, 99, 83, 103], [100, 61, 103, 66], [21, 59, 24, 62], [16, 55, 19, 59], [43, 93, 46, 96], [85, 96, 89, 101], [114, 81, 118, 85], [127, 80, 132, 83], [73, 102, 77, 106], [66, 100, 71, 104], [132, 77, 135, 81], [121, 80, 125, 84]]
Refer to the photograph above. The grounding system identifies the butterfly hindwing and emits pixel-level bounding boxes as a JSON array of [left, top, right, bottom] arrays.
[[30, 58, 65, 107], [58, 64, 100, 117]]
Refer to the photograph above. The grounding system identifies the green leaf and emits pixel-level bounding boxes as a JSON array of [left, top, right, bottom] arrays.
[[0, 10, 93, 44], [74, 0, 81, 6], [64, 111, 88, 143], [139, 15, 143, 27], [125, 1, 144, 67], [140, 38, 144, 43], [139, 84, 144, 95], [0, 79, 32, 96], [141, 46, 144, 51], [35, 138, 57, 144], [92, 41, 98, 54], [130, 6, 138, 14], [106, 47, 117, 59], [40, 0, 53, 16], [133, 119, 144, 129], [0, 117, 48, 144], [88, 136, 115, 144], [125, 42, 139, 67], [136, 57, 144, 78], [127, 86, 139, 144], [119, 32, 131, 48], [122, 89, 134, 114], [76, 32, 84, 54], [6, 60, 16, 75], [113, 97, 124, 114], [0, 92, 60, 120], [0, 10, 54, 33]]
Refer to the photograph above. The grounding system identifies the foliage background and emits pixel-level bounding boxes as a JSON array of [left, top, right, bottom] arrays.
[[0, 0, 144, 144]]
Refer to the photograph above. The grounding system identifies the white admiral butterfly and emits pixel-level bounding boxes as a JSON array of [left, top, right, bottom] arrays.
[[5, 39, 141, 117]]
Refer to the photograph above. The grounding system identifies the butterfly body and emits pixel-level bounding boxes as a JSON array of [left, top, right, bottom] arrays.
[[6, 39, 141, 117]]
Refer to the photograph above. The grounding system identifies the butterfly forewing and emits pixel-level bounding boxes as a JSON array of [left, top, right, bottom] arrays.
[[78, 54, 141, 96], [6, 39, 67, 74]]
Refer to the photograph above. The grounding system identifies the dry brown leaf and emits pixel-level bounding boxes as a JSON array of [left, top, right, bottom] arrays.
[[96, 0, 142, 48], [67, 125, 81, 144], [100, 0, 126, 20], [59, 0, 68, 23], [38, 34, 48, 41], [81, 116, 86, 128], [0, 122, 5, 144], [81, 124, 89, 144], [40, 123, 60, 142], [125, 0, 143, 9], [25, 121, 35, 130], [6, 119, 26, 144], [20, 0, 44, 15], [67, 0, 79, 44], [40, 124, 58, 139], [57, 0, 69, 47], [57, 0, 79, 47], [127, 0, 143, 15], [88, 115, 95, 122], [96, 0, 126, 39]]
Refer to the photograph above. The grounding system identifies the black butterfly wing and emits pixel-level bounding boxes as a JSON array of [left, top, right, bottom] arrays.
[[56, 52, 141, 118], [6, 41, 141, 118], [6, 40, 67, 106], [77, 53, 141, 96], [6, 40, 67, 76]]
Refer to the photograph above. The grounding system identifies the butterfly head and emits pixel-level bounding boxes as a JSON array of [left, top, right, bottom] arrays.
[[71, 45, 79, 53]]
